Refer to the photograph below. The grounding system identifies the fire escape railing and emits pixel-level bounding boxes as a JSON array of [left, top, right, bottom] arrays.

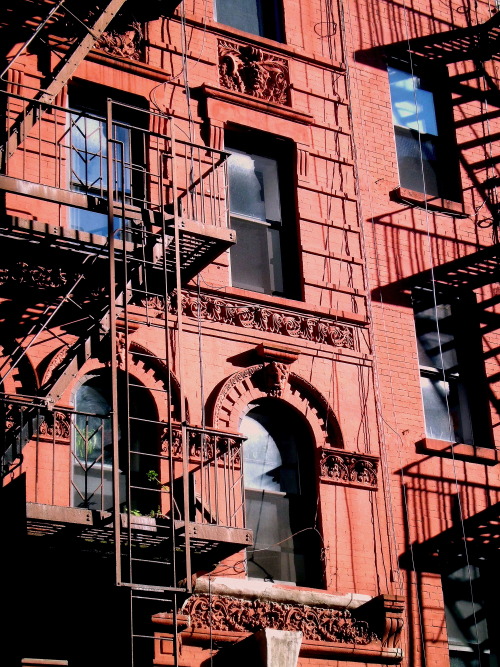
[[0, 396, 246, 530]]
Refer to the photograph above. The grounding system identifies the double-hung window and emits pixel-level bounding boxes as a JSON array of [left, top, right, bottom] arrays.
[[69, 110, 132, 236], [215, 0, 283, 41], [241, 400, 321, 587], [226, 133, 299, 298], [413, 289, 491, 446], [388, 66, 460, 201]]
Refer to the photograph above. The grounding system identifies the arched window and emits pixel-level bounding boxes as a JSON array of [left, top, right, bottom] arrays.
[[241, 399, 321, 587], [72, 372, 158, 513]]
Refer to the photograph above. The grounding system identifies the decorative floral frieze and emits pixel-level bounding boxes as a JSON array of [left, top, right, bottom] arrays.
[[218, 40, 290, 105], [320, 448, 378, 489], [162, 425, 243, 464], [95, 21, 143, 60], [0, 263, 78, 289], [183, 594, 377, 645], [140, 291, 355, 350]]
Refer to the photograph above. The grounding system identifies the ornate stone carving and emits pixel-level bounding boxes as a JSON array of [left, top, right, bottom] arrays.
[[218, 40, 290, 105], [382, 597, 405, 649], [162, 425, 243, 464], [183, 594, 377, 645], [38, 411, 71, 440], [0, 263, 78, 289], [95, 21, 143, 60], [261, 361, 289, 397], [140, 291, 355, 350], [320, 448, 378, 489]]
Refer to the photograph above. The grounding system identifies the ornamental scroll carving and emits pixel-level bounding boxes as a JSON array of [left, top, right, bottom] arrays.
[[320, 447, 378, 489], [162, 425, 243, 465], [95, 21, 143, 60], [218, 40, 290, 105], [183, 594, 377, 645], [140, 291, 355, 350]]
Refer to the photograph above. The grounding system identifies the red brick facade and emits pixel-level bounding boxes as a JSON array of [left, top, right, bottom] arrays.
[[0, 1, 498, 666]]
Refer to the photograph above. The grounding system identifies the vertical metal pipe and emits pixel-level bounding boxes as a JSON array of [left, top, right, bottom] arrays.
[[159, 138, 177, 590], [171, 124, 192, 591], [107, 98, 122, 586]]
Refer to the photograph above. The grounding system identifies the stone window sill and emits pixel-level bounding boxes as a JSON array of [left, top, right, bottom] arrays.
[[417, 438, 499, 465], [391, 187, 470, 217]]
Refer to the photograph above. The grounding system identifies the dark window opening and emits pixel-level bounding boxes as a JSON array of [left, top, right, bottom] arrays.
[[389, 66, 461, 202], [442, 565, 499, 667], [413, 288, 492, 447], [215, 0, 284, 42], [226, 130, 300, 299], [241, 399, 322, 587]]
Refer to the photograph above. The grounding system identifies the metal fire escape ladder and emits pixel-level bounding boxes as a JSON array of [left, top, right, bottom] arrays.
[[3, 0, 128, 160]]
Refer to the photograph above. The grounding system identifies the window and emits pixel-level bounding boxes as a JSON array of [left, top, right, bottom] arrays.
[[215, 0, 283, 41], [442, 566, 498, 667], [413, 289, 491, 446], [68, 83, 146, 236], [226, 131, 300, 298], [240, 400, 321, 587], [388, 66, 460, 201]]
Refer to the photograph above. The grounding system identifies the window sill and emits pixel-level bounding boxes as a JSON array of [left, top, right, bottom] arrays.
[[198, 84, 314, 125], [390, 187, 470, 217], [417, 438, 499, 465]]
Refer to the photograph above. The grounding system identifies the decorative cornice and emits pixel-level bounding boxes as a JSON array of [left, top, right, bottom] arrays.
[[218, 39, 290, 105], [182, 594, 377, 645], [0, 262, 79, 289], [320, 447, 378, 489], [140, 290, 355, 350]]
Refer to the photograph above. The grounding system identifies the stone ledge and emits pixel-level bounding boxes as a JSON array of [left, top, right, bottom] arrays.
[[417, 438, 499, 465], [198, 84, 314, 125], [193, 576, 372, 608]]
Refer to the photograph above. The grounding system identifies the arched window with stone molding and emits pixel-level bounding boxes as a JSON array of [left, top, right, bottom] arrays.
[[240, 398, 322, 587]]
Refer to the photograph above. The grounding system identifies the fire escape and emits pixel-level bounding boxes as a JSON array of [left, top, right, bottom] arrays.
[[0, 2, 252, 665]]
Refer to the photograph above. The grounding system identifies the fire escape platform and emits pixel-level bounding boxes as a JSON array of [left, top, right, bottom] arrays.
[[384, 10, 500, 64], [0, 210, 235, 285], [24, 502, 252, 569]]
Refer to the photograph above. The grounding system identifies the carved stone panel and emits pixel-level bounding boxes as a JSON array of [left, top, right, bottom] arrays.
[[320, 448, 378, 489], [95, 21, 143, 60], [218, 40, 290, 105]]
